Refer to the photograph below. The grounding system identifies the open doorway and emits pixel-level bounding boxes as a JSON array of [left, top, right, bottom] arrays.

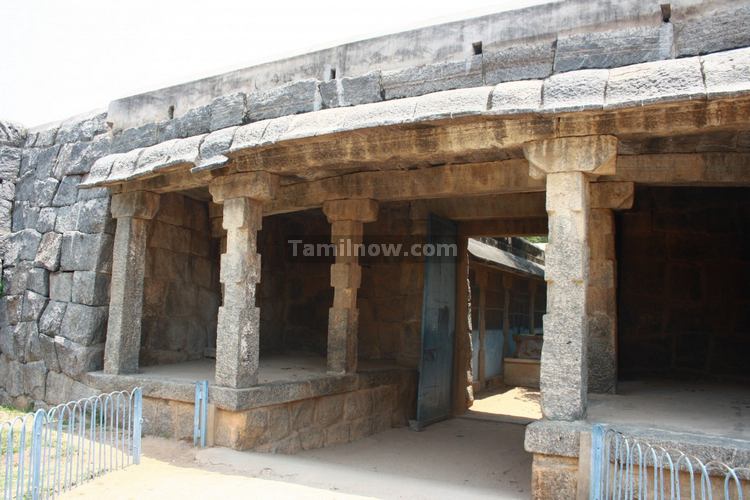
[[588, 186, 750, 440], [463, 235, 546, 424]]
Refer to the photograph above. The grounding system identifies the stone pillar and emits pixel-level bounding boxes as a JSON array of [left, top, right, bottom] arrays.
[[104, 191, 160, 375], [322, 199, 378, 374], [588, 181, 633, 394], [209, 173, 278, 388], [523, 135, 617, 420]]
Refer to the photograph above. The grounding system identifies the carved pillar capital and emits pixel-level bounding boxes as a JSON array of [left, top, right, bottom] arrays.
[[523, 135, 618, 180]]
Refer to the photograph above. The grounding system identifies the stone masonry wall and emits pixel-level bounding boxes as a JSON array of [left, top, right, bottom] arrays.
[[0, 113, 114, 409], [140, 192, 221, 366], [617, 186, 750, 381], [358, 203, 424, 368]]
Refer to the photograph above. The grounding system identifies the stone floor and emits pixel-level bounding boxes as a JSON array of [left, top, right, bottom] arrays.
[[588, 380, 750, 441], [62, 418, 532, 500], [463, 384, 542, 425], [137, 355, 399, 385]]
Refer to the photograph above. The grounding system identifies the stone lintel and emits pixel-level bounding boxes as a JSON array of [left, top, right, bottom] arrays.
[[209, 172, 279, 203], [524, 135, 618, 180], [590, 181, 634, 210], [110, 191, 160, 219], [323, 199, 379, 222]]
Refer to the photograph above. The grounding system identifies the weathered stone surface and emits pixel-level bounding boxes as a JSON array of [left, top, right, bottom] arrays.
[[489, 80, 543, 114], [75, 198, 112, 234], [675, 4, 750, 57], [247, 80, 320, 122], [701, 47, 750, 98], [0, 121, 27, 148], [26, 267, 49, 295], [36, 207, 57, 233], [412, 87, 492, 122], [39, 300, 67, 336], [39, 334, 60, 372], [20, 144, 60, 178], [554, 24, 671, 73], [525, 136, 617, 179], [110, 123, 159, 154], [0, 146, 22, 179], [524, 419, 587, 457], [209, 93, 247, 131], [605, 57, 705, 109], [531, 454, 579, 500], [196, 127, 235, 170], [72, 271, 110, 306], [171, 105, 211, 138], [55, 337, 104, 378], [104, 214, 152, 375], [59, 231, 113, 272], [5, 229, 42, 265], [52, 176, 81, 206], [0, 180, 14, 202], [21, 291, 47, 322], [382, 56, 482, 100], [54, 134, 112, 177], [22, 360, 47, 400], [483, 41, 554, 85], [45, 370, 98, 405], [319, 71, 383, 108], [34, 232, 62, 271], [543, 69, 608, 113], [49, 272, 73, 302], [25, 124, 58, 148], [15, 321, 42, 362], [60, 303, 107, 345], [55, 111, 107, 144]]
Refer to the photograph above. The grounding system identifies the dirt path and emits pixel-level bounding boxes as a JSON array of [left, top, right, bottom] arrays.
[[62, 419, 531, 499]]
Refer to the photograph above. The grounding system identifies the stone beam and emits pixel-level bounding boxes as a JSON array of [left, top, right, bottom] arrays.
[[458, 217, 548, 237], [104, 191, 160, 375], [210, 173, 277, 389], [608, 152, 750, 186], [411, 192, 546, 221], [522, 135, 618, 421], [267, 160, 543, 214], [322, 199, 379, 374], [590, 181, 634, 210]]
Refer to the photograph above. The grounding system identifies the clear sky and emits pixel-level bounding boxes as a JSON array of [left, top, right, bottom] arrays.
[[0, 0, 549, 127]]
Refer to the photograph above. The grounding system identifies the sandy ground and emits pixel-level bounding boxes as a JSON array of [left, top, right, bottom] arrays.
[[61, 418, 531, 500], [463, 386, 542, 425]]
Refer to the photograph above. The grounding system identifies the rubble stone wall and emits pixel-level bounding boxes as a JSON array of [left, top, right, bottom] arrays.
[[0, 113, 114, 409]]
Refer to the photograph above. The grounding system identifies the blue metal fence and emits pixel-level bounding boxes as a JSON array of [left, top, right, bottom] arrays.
[[0, 387, 142, 499], [193, 380, 208, 448], [590, 424, 749, 500]]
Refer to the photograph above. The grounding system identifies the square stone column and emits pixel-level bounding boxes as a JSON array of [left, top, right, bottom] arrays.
[[104, 191, 160, 375], [588, 181, 633, 394], [209, 173, 278, 388], [524, 135, 617, 420], [323, 199, 378, 374]]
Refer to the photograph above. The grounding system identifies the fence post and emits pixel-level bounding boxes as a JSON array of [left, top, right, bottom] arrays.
[[133, 388, 142, 465], [589, 424, 604, 500], [30, 409, 45, 500], [193, 380, 208, 448]]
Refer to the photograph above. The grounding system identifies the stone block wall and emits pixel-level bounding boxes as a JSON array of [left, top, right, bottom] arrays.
[[617, 186, 750, 381], [140, 193, 221, 366], [357, 203, 424, 368], [0, 114, 115, 409], [257, 210, 333, 355]]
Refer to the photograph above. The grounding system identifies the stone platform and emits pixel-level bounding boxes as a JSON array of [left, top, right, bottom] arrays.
[[84, 355, 417, 453]]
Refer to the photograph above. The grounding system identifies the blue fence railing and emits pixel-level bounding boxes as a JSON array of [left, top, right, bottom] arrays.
[[590, 424, 749, 500], [193, 380, 208, 448], [0, 387, 142, 500]]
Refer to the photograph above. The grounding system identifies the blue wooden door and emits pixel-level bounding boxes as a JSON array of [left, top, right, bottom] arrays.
[[414, 215, 457, 429]]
